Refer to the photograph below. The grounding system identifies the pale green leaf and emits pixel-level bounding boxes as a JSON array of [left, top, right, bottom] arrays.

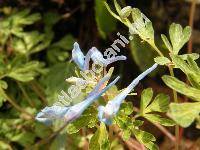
[[132, 129, 158, 150], [154, 56, 171, 65], [131, 8, 155, 43], [161, 34, 172, 52], [169, 23, 191, 54], [119, 102, 134, 115], [145, 94, 170, 113], [89, 123, 110, 150], [169, 102, 200, 127], [140, 88, 153, 114], [144, 114, 175, 126], [67, 107, 97, 134], [179, 53, 199, 60], [162, 75, 200, 101]]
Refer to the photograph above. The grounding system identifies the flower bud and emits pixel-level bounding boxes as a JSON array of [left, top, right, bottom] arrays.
[[120, 6, 132, 19]]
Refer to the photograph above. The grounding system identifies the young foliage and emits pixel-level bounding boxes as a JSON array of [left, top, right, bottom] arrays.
[[89, 123, 110, 150], [132, 129, 158, 150], [168, 23, 191, 54], [66, 106, 98, 134], [139, 88, 175, 126], [169, 102, 200, 127]]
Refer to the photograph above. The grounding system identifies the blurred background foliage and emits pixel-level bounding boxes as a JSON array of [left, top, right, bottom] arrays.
[[0, 0, 199, 149]]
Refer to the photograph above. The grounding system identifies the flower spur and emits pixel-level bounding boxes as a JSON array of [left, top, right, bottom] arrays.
[[72, 42, 127, 70], [35, 72, 120, 125], [98, 63, 158, 125]]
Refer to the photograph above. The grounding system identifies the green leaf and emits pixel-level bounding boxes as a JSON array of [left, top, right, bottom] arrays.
[[89, 123, 110, 150], [50, 133, 67, 150], [169, 23, 191, 54], [0, 141, 12, 150], [122, 129, 131, 141], [11, 132, 35, 147], [171, 54, 191, 73], [171, 55, 200, 89], [140, 88, 153, 114], [187, 56, 200, 73], [169, 102, 200, 127], [130, 35, 158, 72], [179, 53, 199, 60], [162, 75, 200, 101], [119, 102, 134, 115], [95, 0, 117, 39], [161, 34, 172, 52], [154, 56, 171, 65], [132, 129, 158, 150], [145, 93, 170, 113], [139, 89, 173, 126], [7, 61, 45, 82], [144, 114, 175, 126], [131, 8, 155, 44], [11, 9, 41, 26], [66, 106, 97, 134]]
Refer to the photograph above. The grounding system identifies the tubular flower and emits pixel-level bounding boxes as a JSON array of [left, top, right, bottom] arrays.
[[72, 42, 127, 70], [98, 63, 158, 125], [35, 73, 120, 125]]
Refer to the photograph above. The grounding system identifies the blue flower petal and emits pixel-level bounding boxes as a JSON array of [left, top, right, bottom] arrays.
[[90, 47, 127, 66], [98, 63, 158, 125], [72, 42, 85, 70], [36, 73, 120, 125], [72, 42, 127, 70]]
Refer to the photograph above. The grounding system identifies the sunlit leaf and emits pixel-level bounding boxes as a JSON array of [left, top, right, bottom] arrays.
[[169, 102, 200, 127], [162, 75, 200, 101]]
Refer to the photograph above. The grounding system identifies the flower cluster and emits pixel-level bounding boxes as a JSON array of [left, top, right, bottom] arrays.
[[36, 42, 158, 126]]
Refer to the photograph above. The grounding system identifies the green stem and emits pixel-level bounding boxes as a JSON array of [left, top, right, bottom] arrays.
[[169, 66, 179, 150], [30, 81, 48, 105], [17, 82, 35, 107], [2, 90, 34, 119], [152, 45, 179, 149]]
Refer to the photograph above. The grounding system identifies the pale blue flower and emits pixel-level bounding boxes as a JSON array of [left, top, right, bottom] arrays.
[[98, 63, 158, 125], [72, 42, 127, 70], [35, 73, 120, 125]]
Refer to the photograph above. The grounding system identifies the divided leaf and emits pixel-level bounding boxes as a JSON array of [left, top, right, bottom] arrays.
[[89, 123, 110, 150], [131, 8, 154, 44], [169, 23, 191, 54], [144, 93, 170, 113], [132, 129, 158, 150], [140, 88, 174, 126], [7, 61, 45, 82], [66, 106, 98, 134], [169, 102, 200, 127], [162, 75, 200, 101]]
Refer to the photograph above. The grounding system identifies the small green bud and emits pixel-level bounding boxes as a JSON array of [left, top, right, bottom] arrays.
[[120, 6, 132, 19]]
